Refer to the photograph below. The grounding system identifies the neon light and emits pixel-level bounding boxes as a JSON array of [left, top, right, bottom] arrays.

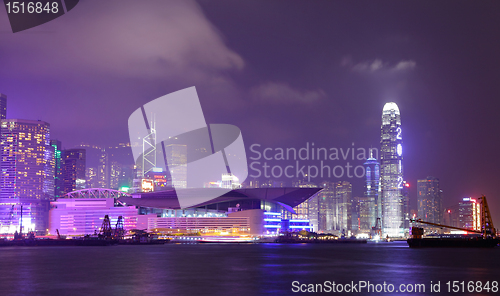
[[290, 220, 310, 223], [263, 212, 281, 216], [289, 226, 313, 229], [264, 218, 281, 222], [264, 225, 281, 228]]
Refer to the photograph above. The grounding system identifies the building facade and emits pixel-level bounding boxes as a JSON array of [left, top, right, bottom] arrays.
[[61, 149, 86, 194], [334, 181, 352, 235], [380, 102, 405, 237], [0, 119, 53, 234], [49, 198, 137, 236], [164, 144, 187, 188], [50, 140, 64, 199], [459, 197, 481, 231], [317, 181, 335, 232], [360, 153, 379, 232], [417, 177, 442, 224]]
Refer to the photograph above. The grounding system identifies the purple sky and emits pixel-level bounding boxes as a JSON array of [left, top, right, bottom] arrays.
[[1, 1, 500, 225]]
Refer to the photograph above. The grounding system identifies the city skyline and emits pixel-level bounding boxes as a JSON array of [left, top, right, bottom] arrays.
[[1, 1, 499, 227]]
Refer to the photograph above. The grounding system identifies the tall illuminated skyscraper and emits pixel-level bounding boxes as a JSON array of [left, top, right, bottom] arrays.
[[0, 119, 53, 234], [61, 149, 86, 194], [50, 140, 63, 198], [459, 197, 481, 231], [359, 150, 379, 232], [417, 176, 442, 224], [164, 144, 187, 188], [380, 102, 404, 237], [334, 180, 352, 235]]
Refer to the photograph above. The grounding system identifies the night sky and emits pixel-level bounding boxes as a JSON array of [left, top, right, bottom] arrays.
[[1, 1, 500, 225]]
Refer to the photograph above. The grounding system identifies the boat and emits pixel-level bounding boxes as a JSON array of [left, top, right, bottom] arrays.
[[407, 195, 498, 248]]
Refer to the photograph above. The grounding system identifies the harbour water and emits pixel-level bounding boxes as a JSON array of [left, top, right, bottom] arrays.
[[0, 242, 499, 296]]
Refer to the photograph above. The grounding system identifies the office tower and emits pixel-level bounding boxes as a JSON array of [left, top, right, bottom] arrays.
[[50, 140, 64, 198], [360, 152, 379, 232], [334, 181, 352, 236], [380, 102, 404, 237], [98, 149, 108, 188], [164, 144, 187, 188], [443, 205, 460, 228], [290, 180, 318, 228], [0, 93, 6, 119], [317, 181, 335, 232], [61, 149, 86, 194], [417, 177, 442, 224], [86, 167, 97, 188], [109, 161, 121, 189], [459, 197, 481, 231], [0, 119, 53, 234]]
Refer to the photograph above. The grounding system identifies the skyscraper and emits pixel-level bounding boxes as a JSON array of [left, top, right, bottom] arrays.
[[317, 181, 335, 232], [61, 149, 86, 194], [0, 93, 6, 119], [50, 140, 63, 198], [459, 197, 481, 231], [417, 177, 442, 224], [334, 180, 352, 236], [164, 144, 187, 188], [360, 151, 379, 232], [380, 102, 404, 237], [0, 119, 53, 234]]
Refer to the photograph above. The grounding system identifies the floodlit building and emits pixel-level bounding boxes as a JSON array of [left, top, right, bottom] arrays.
[[120, 187, 321, 235], [0, 119, 53, 234], [359, 152, 379, 232], [61, 149, 86, 194], [459, 197, 481, 231], [317, 181, 335, 232], [417, 177, 442, 224], [379, 102, 405, 237], [164, 144, 187, 188], [51, 140, 64, 199], [334, 181, 352, 235], [49, 197, 137, 236]]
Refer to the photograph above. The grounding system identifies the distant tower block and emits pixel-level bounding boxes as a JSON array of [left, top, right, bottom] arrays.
[[380, 102, 404, 237], [0, 93, 6, 119]]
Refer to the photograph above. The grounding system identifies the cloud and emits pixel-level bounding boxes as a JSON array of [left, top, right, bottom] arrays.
[[251, 82, 326, 104], [0, 0, 244, 79], [393, 60, 416, 71], [342, 57, 416, 73]]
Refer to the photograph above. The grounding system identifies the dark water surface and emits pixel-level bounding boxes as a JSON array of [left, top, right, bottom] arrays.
[[0, 241, 499, 296]]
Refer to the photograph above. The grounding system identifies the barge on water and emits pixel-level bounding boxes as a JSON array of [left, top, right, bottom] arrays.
[[408, 195, 498, 248]]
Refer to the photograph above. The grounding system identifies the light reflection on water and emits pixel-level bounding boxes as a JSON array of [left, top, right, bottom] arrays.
[[0, 243, 498, 296]]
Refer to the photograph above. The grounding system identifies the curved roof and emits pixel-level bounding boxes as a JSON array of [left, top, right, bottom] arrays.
[[118, 187, 322, 211]]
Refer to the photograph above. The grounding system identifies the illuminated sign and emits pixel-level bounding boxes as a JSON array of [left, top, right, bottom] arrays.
[[141, 179, 154, 192], [397, 144, 402, 156]]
